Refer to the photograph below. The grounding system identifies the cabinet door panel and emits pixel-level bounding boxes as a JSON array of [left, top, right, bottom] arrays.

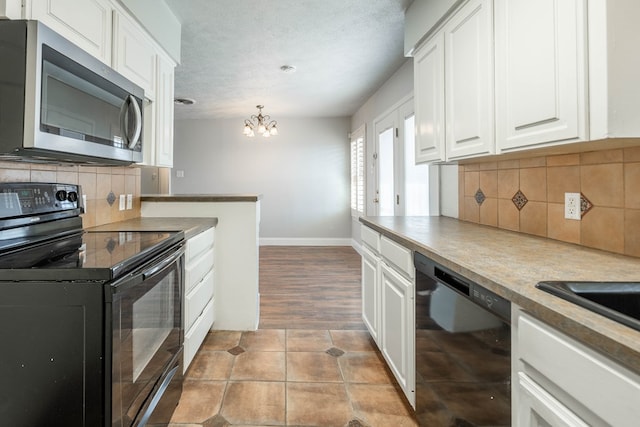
[[361, 246, 379, 343], [516, 372, 589, 427], [113, 11, 157, 99], [495, 0, 587, 151], [444, 0, 494, 160], [413, 34, 445, 163], [380, 262, 415, 406], [30, 0, 112, 63], [155, 53, 175, 167]]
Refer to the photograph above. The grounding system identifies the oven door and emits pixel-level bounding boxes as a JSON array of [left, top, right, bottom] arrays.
[[110, 242, 184, 427]]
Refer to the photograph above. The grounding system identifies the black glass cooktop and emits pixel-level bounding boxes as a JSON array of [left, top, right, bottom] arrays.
[[0, 230, 183, 282]]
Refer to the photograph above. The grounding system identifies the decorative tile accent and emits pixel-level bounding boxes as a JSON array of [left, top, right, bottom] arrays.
[[105, 238, 117, 253], [106, 191, 116, 206], [326, 347, 345, 358], [474, 189, 486, 205], [512, 190, 528, 211], [203, 413, 230, 427], [228, 346, 245, 356], [580, 193, 593, 217]]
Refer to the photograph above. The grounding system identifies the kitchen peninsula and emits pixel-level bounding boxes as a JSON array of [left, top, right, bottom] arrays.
[[140, 194, 262, 331]]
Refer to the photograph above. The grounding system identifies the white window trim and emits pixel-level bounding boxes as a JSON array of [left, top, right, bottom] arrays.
[[350, 124, 366, 218]]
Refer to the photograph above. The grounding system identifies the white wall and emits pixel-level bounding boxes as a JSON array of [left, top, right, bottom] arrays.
[[171, 117, 352, 243]]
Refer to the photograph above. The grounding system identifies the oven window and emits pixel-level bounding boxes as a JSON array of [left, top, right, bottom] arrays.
[[132, 272, 175, 382]]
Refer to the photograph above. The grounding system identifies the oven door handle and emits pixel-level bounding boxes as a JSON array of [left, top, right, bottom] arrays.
[[142, 245, 185, 281]]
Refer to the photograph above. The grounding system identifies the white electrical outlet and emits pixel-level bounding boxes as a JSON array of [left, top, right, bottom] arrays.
[[126, 194, 133, 210], [564, 193, 581, 220], [119, 194, 126, 211]]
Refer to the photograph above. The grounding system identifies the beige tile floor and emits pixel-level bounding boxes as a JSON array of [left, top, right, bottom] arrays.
[[167, 329, 418, 427]]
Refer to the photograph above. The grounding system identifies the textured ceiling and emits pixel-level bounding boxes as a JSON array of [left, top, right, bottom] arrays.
[[164, 0, 411, 120]]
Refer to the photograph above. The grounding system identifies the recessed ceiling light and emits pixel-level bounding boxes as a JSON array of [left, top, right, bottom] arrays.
[[280, 65, 296, 73], [174, 97, 196, 105]]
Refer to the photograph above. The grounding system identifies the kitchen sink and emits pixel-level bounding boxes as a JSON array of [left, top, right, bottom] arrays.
[[536, 281, 640, 332]]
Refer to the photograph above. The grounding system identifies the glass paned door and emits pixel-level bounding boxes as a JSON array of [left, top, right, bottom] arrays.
[[402, 111, 430, 215], [373, 97, 429, 217], [374, 111, 397, 216]]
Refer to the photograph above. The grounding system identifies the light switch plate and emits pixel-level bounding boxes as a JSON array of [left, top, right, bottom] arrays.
[[119, 194, 125, 211], [126, 194, 133, 210]]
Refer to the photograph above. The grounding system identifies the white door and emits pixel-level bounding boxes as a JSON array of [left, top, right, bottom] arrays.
[[374, 110, 398, 216], [373, 98, 428, 216]]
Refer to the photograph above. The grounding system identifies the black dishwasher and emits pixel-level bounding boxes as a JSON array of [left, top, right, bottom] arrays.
[[414, 252, 511, 427]]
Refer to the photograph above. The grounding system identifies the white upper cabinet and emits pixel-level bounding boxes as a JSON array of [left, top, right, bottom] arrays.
[[23, 0, 177, 168], [443, 0, 494, 160], [28, 0, 113, 64], [154, 51, 176, 168], [413, 0, 494, 162], [495, 0, 587, 152], [414, 34, 445, 162], [112, 9, 157, 100]]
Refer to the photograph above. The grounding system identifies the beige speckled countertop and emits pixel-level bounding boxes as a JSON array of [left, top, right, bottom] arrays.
[[141, 194, 262, 203], [360, 216, 640, 373], [88, 217, 217, 240]]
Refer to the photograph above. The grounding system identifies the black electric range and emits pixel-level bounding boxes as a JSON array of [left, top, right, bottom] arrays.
[[0, 182, 186, 426]]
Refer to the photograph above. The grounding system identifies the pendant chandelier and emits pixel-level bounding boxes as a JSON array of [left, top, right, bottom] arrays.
[[243, 105, 278, 137]]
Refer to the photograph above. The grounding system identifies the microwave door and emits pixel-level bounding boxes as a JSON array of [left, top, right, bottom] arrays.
[[37, 46, 135, 163]]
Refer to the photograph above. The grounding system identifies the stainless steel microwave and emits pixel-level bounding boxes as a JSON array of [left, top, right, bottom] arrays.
[[0, 20, 144, 165]]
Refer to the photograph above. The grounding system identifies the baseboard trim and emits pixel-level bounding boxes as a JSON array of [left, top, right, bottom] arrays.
[[351, 239, 363, 255], [260, 237, 352, 246]]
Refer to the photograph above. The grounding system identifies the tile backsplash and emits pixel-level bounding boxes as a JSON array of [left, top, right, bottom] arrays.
[[0, 161, 141, 228], [458, 146, 640, 257]]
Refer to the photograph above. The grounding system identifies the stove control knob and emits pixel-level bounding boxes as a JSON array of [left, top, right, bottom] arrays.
[[55, 190, 67, 201], [67, 191, 78, 202]]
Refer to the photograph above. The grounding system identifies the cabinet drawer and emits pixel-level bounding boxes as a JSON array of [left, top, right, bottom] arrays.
[[185, 269, 214, 332], [361, 225, 381, 253], [184, 298, 214, 372], [518, 313, 640, 425], [380, 236, 414, 279], [185, 247, 214, 293], [186, 227, 215, 264]]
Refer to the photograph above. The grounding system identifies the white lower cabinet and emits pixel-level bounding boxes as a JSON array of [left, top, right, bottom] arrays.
[[183, 227, 215, 372], [360, 224, 415, 407], [513, 308, 640, 426], [380, 262, 415, 403], [361, 245, 380, 343]]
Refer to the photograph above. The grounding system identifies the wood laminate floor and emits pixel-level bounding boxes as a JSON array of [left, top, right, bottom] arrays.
[[166, 246, 418, 427], [259, 246, 366, 330]]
